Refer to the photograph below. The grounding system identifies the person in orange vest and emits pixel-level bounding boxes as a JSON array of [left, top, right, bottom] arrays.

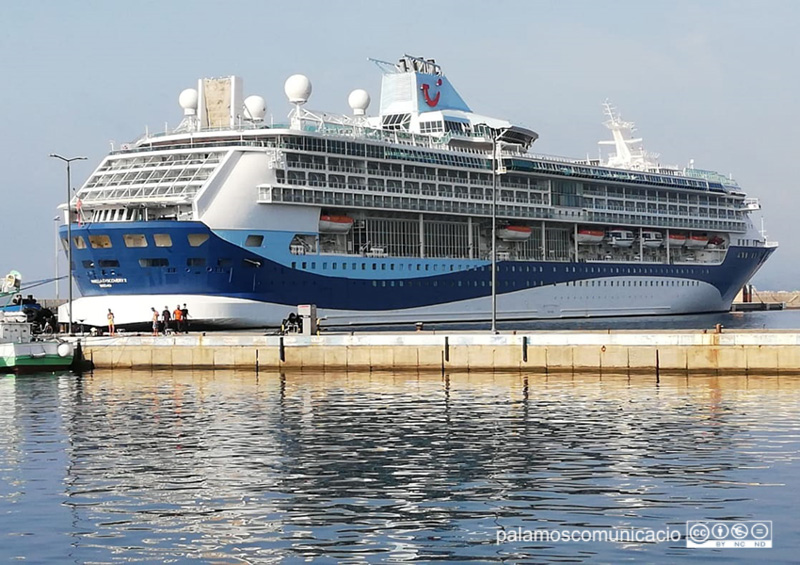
[[173, 304, 183, 333]]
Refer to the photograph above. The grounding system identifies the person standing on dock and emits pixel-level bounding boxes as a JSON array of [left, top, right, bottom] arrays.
[[107, 309, 115, 336], [151, 307, 159, 336], [181, 303, 189, 333], [173, 305, 183, 333], [161, 306, 171, 335]]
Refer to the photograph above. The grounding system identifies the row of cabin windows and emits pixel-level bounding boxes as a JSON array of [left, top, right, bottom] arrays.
[[81, 257, 257, 269], [70, 233, 210, 249], [287, 261, 711, 276], [565, 280, 701, 287], [70, 233, 265, 249], [291, 261, 471, 272], [80, 255, 710, 285], [81, 256, 716, 276], [363, 279, 701, 288]]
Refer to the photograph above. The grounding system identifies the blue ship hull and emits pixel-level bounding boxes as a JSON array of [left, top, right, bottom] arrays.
[[58, 221, 774, 328]]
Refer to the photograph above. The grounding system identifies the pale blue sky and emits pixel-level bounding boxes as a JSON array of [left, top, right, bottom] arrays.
[[1, 0, 797, 291]]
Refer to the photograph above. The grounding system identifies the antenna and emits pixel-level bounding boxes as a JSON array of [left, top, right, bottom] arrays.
[[368, 57, 399, 74], [599, 100, 653, 171]]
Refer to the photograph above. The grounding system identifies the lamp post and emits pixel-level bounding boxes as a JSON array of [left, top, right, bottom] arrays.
[[50, 154, 87, 335], [53, 216, 60, 300], [491, 134, 498, 334]]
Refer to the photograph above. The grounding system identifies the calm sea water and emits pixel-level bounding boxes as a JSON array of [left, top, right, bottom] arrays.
[[1, 368, 799, 563]]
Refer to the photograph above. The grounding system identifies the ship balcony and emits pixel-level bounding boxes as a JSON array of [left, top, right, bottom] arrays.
[[257, 181, 748, 233]]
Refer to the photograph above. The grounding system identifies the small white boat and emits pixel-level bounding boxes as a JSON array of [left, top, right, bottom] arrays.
[[497, 225, 532, 241], [668, 233, 686, 247], [319, 215, 354, 234], [685, 233, 709, 248], [641, 230, 663, 248], [576, 228, 605, 245], [0, 317, 73, 374], [605, 229, 634, 248]]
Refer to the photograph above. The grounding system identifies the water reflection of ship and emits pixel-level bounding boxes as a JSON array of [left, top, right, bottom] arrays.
[[18, 371, 794, 561]]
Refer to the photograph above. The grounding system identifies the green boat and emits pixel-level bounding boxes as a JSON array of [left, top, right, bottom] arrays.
[[0, 270, 73, 373], [0, 319, 74, 374]]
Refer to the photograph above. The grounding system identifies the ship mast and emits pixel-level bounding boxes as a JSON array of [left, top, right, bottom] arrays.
[[598, 100, 656, 171]]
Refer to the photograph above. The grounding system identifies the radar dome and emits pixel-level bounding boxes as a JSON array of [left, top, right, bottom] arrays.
[[179, 88, 198, 115], [284, 74, 312, 104], [243, 95, 267, 121], [348, 89, 371, 116]]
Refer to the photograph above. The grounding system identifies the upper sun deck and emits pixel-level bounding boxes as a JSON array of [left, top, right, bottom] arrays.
[[77, 55, 748, 213], [110, 118, 738, 198]]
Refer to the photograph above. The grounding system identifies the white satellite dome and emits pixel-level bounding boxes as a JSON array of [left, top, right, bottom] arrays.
[[179, 88, 198, 115], [284, 74, 312, 104], [243, 95, 267, 121], [348, 89, 371, 116]]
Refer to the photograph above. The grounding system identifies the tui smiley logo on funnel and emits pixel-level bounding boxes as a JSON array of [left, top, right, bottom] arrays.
[[421, 78, 443, 107]]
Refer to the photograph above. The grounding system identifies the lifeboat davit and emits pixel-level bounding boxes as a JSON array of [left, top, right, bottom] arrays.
[[497, 225, 532, 241], [668, 233, 686, 247], [641, 230, 663, 248], [319, 215, 354, 234], [685, 233, 709, 248], [576, 228, 605, 245]]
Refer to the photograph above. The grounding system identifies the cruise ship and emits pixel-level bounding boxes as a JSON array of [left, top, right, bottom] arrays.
[[59, 55, 776, 328]]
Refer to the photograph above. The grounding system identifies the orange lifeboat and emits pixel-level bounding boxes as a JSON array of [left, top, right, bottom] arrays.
[[576, 228, 605, 245], [685, 233, 709, 248], [668, 232, 686, 247], [319, 215, 354, 234], [497, 225, 532, 241]]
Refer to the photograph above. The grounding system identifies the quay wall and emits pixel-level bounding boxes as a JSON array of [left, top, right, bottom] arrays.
[[79, 331, 800, 374]]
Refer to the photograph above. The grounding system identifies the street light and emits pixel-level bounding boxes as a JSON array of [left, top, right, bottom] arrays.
[[491, 129, 505, 334], [53, 216, 60, 300], [491, 133, 498, 334], [50, 153, 87, 335]]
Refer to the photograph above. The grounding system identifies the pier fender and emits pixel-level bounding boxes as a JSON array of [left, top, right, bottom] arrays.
[[70, 340, 93, 373]]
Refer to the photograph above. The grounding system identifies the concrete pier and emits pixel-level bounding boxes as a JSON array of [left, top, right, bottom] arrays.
[[77, 330, 800, 375]]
